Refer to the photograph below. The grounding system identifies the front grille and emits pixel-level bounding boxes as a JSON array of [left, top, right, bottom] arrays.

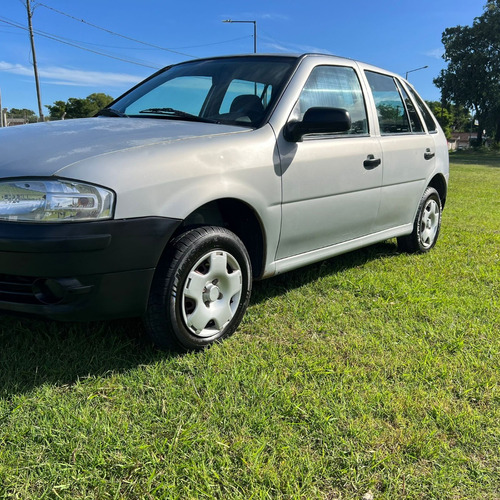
[[0, 274, 39, 305]]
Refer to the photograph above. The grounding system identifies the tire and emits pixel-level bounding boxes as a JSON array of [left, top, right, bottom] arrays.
[[144, 226, 252, 351], [398, 187, 442, 253]]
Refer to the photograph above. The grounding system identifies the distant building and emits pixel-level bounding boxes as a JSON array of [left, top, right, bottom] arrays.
[[7, 118, 30, 127], [448, 133, 474, 151], [448, 132, 490, 150]]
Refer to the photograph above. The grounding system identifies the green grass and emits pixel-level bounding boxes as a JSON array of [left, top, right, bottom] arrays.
[[449, 148, 500, 167], [1, 155, 499, 499]]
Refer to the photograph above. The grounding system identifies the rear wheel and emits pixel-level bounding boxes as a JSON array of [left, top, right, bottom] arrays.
[[398, 187, 442, 253], [144, 226, 252, 351]]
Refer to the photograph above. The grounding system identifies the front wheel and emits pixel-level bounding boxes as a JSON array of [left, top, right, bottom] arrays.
[[144, 226, 252, 351], [398, 187, 442, 253]]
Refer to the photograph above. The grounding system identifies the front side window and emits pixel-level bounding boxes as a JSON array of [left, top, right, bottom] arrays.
[[365, 71, 411, 134], [294, 65, 369, 135]]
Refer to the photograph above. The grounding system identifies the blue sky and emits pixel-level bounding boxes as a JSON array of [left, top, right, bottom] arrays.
[[0, 0, 486, 114]]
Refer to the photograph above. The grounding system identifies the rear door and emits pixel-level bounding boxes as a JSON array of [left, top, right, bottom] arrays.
[[364, 71, 436, 231]]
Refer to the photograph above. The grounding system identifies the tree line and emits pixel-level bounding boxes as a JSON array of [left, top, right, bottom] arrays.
[[44, 93, 113, 120], [435, 0, 500, 144], [3, 93, 113, 122]]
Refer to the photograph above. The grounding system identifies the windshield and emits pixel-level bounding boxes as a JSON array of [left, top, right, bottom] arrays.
[[109, 56, 298, 128]]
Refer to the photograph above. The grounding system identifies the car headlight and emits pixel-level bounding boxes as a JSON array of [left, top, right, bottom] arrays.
[[0, 179, 115, 222]]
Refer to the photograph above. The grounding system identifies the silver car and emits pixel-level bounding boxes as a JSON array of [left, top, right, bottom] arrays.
[[0, 54, 449, 350]]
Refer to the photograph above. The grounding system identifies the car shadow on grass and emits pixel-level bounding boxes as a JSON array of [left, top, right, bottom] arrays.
[[0, 241, 399, 398], [0, 315, 171, 398], [251, 240, 400, 304]]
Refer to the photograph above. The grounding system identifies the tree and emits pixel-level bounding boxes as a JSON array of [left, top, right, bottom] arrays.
[[426, 101, 453, 138], [45, 100, 66, 120], [426, 101, 472, 138], [434, 0, 500, 143], [449, 103, 474, 132], [86, 93, 114, 111], [46, 93, 113, 120]]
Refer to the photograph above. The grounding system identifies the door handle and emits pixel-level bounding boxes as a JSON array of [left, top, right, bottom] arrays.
[[363, 155, 381, 169], [424, 149, 435, 160]]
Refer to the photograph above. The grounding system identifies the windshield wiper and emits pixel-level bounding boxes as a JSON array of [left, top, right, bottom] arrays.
[[138, 107, 219, 123], [96, 107, 128, 117]]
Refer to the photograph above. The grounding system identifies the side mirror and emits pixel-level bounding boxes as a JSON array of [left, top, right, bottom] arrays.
[[284, 107, 352, 142]]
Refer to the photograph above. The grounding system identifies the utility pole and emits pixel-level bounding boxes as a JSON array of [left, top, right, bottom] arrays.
[[26, 0, 44, 122], [0, 88, 3, 127]]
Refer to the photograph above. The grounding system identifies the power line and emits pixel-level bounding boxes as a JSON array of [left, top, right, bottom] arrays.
[[37, 3, 196, 58], [169, 35, 252, 50], [0, 17, 160, 69], [0, 14, 158, 63], [2, 5, 259, 73], [1, 12, 251, 52]]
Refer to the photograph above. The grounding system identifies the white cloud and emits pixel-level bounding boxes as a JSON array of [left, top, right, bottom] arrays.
[[292, 44, 333, 55], [0, 61, 142, 87], [260, 38, 333, 55], [261, 41, 292, 52], [260, 13, 290, 21], [222, 12, 290, 22], [425, 48, 443, 59]]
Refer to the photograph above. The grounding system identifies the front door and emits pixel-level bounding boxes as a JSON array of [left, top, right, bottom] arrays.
[[276, 65, 382, 260]]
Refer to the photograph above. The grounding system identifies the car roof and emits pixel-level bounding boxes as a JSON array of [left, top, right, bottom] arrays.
[[172, 53, 404, 81]]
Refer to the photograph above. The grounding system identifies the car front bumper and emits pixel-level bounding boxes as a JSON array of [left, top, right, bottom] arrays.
[[0, 217, 181, 321]]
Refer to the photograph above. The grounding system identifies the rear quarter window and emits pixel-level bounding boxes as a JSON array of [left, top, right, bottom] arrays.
[[405, 85, 438, 133]]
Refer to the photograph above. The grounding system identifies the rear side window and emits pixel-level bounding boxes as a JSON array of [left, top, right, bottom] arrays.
[[365, 71, 410, 134], [405, 86, 438, 133], [295, 65, 368, 135]]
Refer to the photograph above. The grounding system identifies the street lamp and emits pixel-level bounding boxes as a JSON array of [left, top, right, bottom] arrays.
[[405, 65, 428, 80], [222, 19, 257, 53]]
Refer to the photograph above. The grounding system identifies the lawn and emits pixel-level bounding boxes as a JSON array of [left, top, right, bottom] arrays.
[[0, 153, 499, 499]]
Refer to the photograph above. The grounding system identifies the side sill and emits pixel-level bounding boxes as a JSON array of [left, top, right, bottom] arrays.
[[271, 224, 413, 276]]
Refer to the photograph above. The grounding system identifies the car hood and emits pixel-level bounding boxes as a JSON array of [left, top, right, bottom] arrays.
[[0, 117, 248, 177]]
